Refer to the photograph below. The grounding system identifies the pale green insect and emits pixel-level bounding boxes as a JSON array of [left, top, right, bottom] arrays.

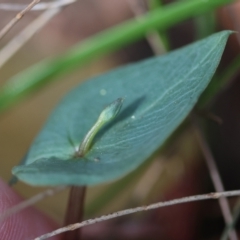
[[76, 98, 124, 157]]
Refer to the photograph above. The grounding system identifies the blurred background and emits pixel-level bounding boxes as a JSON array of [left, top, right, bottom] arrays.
[[0, 0, 240, 239]]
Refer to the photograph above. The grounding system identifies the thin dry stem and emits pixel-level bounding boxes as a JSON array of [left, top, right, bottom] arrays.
[[0, 0, 76, 12], [126, 0, 166, 54], [221, 198, 240, 240], [35, 190, 240, 240], [0, 0, 77, 69], [0, 0, 41, 41], [0, 186, 66, 223], [192, 117, 238, 240], [0, 8, 60, 69]]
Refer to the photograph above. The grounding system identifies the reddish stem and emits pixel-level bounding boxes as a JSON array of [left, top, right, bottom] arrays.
[[62, 186, 86, 240]]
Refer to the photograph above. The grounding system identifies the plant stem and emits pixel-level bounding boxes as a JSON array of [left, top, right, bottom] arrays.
[[0, 0, 40, 41], [62, 186, 86, 240], [0, 7, 61, 70], [0, 0, 234, 113], [148, 0, 170, 51], [36, 189, 240, 240], [221, 198, 240, 240], [192, 117, 238, 240]]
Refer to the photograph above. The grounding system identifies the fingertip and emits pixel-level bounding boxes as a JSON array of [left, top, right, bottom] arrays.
[[0, 178, 60, 240]]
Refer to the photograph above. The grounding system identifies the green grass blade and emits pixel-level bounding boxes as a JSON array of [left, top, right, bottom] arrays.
[[0, 0, 233, 113]]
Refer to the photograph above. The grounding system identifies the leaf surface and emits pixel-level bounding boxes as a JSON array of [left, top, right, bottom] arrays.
[[12, 31, 231, 186]]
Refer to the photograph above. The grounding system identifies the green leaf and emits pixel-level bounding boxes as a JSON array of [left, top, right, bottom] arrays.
[[12, 31, 231, 186]]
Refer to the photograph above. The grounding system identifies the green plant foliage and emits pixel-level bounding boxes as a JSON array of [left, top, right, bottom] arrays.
[[12, 31, 231, 186], [0, 0, 233, 113]]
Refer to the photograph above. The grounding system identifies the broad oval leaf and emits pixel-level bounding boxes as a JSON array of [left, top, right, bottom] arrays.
[[12, 31, 231, 186]]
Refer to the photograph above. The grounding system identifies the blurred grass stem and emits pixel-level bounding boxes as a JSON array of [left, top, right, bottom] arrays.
[[0, 0, 40, 41], [192, 117, 238, 240], [0, 0, 76, 11], [126, 0, 167, 54], [0, 8, 60, 70], [0, 0, 234, 113]]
